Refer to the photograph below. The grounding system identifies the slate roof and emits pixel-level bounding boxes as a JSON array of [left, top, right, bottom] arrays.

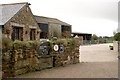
[[34, 15, 71, 26], [0, 2, 27, 25]]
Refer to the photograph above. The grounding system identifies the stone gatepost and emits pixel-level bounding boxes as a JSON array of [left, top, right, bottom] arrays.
[[118, 41, 120, 79]]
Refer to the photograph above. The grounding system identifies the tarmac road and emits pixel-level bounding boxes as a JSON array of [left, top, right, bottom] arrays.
[[80, 43, 118, 62]]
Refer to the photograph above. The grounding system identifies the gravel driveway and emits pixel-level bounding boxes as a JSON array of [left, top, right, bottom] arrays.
[[16, 43, 118, 78]]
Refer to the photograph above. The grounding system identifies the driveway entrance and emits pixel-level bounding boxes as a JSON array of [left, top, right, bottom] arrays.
[[16, 43, 118, 78], [80, 43, 118, 62]]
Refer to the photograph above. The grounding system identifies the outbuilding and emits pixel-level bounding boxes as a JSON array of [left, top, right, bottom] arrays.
[[72, 32, 92, 41], [0, 2, 41, 41], [34, 15, 72, 39]]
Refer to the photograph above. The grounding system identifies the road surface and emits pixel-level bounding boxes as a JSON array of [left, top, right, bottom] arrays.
[[16, 43, 118, 78]]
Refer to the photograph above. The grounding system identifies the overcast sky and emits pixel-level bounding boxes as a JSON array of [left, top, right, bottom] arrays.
[[0, 0, 119, 36]]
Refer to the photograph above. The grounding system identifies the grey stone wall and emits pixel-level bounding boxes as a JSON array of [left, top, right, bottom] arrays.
[[38, 55, 53, 70], [2, 48, 40, 77], [51, 45, 79, 67], [2, 39, 80, 78]]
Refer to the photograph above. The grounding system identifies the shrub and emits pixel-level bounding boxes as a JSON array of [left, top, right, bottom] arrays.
[[22, 41, 31, 48], [49, 38, 79, 48], [13, 40, 23, 49], [92, 34, 98, 40], [114, 32, 120, 41], [28, 41, 40, 50], [2, 36, 13, 49], [66, 38, 79, 47], [13, 40, 40, 50]]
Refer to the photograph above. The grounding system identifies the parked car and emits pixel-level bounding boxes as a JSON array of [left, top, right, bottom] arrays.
[[38, 40, 50, 55]]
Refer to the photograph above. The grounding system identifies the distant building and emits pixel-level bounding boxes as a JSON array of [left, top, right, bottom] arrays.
[[72, 32, 92, 41], [0, 2, 41, 41], [34, 15, 72, 39]]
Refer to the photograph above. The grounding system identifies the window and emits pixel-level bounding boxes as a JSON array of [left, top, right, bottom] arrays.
[[30, 29, 36, 40], [38, 23, 48, 39], [12, 26, 23, 41]]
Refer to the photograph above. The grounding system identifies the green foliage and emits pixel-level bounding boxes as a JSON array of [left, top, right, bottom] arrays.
[[55, 39, 64, 44], [32, 40, 40, 50], [13, 40, 23, 49], [2, 36, 13, 49], [106, 39, 113, 43], [49, 38, 79, 48], [68, 38, 80, 47], [13, 40, 40, 49], [22, 41, 31, 47], [49, 39, 63, 49], [114, 32, 120, 41], [92, 34, 98, 40], [49, 40, 54, 49]]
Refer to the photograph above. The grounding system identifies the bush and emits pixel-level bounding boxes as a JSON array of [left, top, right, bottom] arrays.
[[13, 40, 23, 49], [29, 40, 40, 50], [2, 36, 13, 49], [92, 34, 98, 40], [49, 38, 79, 48], [114, 32, 120, 41], [13, 40, 40, 50]]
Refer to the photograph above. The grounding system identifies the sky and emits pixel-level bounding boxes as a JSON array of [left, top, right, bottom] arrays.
[[0, 0, 119, 37]]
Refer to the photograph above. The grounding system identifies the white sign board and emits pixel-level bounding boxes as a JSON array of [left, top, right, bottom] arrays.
[[54, 45, 59, 51]]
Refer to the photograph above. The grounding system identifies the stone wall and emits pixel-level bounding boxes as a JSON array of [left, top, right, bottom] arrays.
[[52, 46, 79, 67], [38, 55, 53, 70], [118, 41, 120, 57], [50, 39, 80, 67], [113, 41, 118, 52], [2, 39, 80, 78], [2, 48, 40, 77], [118, 41, 120, 79]]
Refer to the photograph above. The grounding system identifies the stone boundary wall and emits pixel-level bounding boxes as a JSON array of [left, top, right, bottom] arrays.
[[52, 46, 79, 67], [2, 39, 80, 78], [118, 41, 120, 56], [113, 41, 118, 52], [2, 48, 40, 77]]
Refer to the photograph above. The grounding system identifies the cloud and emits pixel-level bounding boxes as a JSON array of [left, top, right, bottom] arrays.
[[0, 0, 119, 36]]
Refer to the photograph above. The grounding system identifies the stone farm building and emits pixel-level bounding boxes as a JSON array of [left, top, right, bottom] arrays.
[[34, 15, 72, 39], [0, 2, 41, 41]]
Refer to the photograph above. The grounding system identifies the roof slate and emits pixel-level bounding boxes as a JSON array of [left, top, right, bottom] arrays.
[[0, 3, 26, 25], [34, 15, 71, 26]]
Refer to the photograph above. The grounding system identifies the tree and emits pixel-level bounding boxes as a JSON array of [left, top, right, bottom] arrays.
[[113, 32, 120, 41], [92, 34, 98, 40]]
